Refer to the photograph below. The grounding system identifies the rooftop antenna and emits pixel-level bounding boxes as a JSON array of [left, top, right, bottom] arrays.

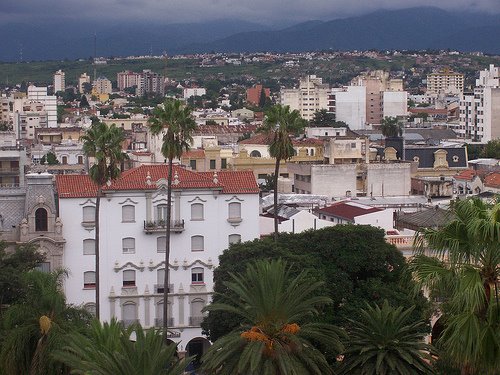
[[93, 33, 97, 81], [19, 43, 23, 63]]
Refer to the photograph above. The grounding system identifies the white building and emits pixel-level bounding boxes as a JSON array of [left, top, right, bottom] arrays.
[[56, 165, 260, 355], [78, 73, 91, 94], [426, 69, 464, 95], [335, 86, 367, 130], [27, 86, 57, 127], [183, 88, 207, 100], [459, 64, 500, 143], [280, 75, 331, 121], [54, 70, 66, 93]]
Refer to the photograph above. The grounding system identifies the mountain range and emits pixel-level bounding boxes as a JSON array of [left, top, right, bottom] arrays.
[[1, 7, 500, 62]]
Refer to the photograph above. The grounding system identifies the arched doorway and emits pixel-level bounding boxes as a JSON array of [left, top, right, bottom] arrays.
[[35, 208, 48, 231], [186, 337, 211, 371]]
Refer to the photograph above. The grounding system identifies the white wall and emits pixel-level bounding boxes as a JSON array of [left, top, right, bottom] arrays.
[[383, 91, 408, 118], [335, 86, 367, 130], [310, 164, 358, 197]]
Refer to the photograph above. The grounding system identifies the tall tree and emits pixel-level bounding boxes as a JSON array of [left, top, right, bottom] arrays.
[[53, 319, 189, 375], [310, 109, 336, 127], [0, 270, 92, 375], [380, 116, 403, 138], [339, 301, 434, 375], [410, 198, 500, 374], [201, 259, 344, 375], [81, 122, 128, 319], [148, 99, 197, 343], [259, 104, 306, 240]]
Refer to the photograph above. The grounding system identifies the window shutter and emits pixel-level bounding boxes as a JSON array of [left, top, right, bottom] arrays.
[[157, 236, 166, 252], [122, 205, 135, 222], [83, 239, 95, 255], [191, 236, 204, 251], [228, 202, 241, 219], [83, 206, 95, 222], [191, 203, 203, 220], [122, 238, 135, 254]]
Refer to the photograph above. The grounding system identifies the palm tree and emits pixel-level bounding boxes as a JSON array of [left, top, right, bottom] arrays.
[[148, 99, 197, 342], [0, 270, 92, 375], [380, 116, 403, 138], [259, 105, 306, 241], [201, 259, 344, 375], [53, 319, 189, 375], [81, 122, 128, 320], [338, 301, 434, 375], [410, 198, 500, 374]]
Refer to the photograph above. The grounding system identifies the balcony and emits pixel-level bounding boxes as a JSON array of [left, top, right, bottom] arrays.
[[154, 283, 174, 294], [154, 317, 174, 327], [189, 316, 205, 326], [144, 219, 184, 234]]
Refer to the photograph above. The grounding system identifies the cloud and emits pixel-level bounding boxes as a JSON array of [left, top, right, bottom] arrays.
[[2, 0, 500, 25]]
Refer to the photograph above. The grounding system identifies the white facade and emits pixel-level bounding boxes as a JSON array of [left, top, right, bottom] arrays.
[[426, 70, 464, 95], [383, 91, 408, 119], [57, 166, 260, 347], [54, 70, 66, 93], [184, 88, 207, 99], [335, 86, 367, 130], [27, 86, 57, 127]]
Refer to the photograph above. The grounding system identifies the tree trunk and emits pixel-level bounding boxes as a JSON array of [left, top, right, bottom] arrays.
[[95, 186, 101, 320], [273, 158, 280, 242], [163, 159, 173, 344]]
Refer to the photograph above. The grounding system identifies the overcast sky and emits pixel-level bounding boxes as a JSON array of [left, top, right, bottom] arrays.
[[3, 0, 500, 25]]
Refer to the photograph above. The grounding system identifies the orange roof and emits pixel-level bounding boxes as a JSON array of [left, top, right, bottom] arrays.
[[182, 149, 206, 159], [56, 164, 258, 198], [484, 172, 500, 188], [454, 169, 476, 181]]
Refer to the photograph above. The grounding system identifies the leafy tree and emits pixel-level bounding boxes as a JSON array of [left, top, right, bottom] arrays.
[[258, 105, 307, 240], [0, 241, 45, 313], [80, 95, 90, 108], [40, 151, 59, 165], [0, 270, 92, 375], [482, 139, 500, 159], [466, 143, 484, 161], [148, 99, 197, 342], [339, 301, 434, 375], [258, 173, 275, 192], [310, 109, 336, 127], [201, 259, 344, 375], [410, 198, 500, 374], [81, 122, 128, 319], [381, 116, 403, 138], [202, 225, 429, 353], [0, 121, 12, 131], [53, 319, 189, 375], [57, 105, 66, 123], [82, 82, 93, 95]]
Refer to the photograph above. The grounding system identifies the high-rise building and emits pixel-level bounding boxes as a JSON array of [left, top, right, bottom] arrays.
[[280, 75, 330, 121], [117, 70, 142, 91], [137, 70, 165, 96], [427, 69, 464, 95], [54, 70, 66, 93], [459, 65, 500, 143], [27, 86, 57, 127], [78, 73, 91, 94], [93, 77, 113, 94]]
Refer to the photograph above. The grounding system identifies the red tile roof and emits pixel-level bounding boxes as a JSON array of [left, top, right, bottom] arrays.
[[454, 169, 476, 181], [484, 172, 500, 188], [182, 149, 206, 159], [317, 201, 382, 221], [56, 164, 259, 198]]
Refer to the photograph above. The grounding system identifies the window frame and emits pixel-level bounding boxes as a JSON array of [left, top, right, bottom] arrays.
[[122, 237, 136, 254], [191, 267, 204, 284], [121, 205, 135, 223], [83, 238, 96, 255], [83, 271, 96, 289], [123, 270, 136, 287], [190, 203, 204, 221], [191, 235, 204, 252]]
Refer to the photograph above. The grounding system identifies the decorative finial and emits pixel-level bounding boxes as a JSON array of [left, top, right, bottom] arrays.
[[146, 170, 152, 186], [173, 170, 180, 185], [213, 171, 218, 184]]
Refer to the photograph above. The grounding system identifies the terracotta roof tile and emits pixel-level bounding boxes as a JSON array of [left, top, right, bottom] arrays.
[[56, 164, 259, 198], [484, 172, 500, 188], [183, 149, 206, 158], [454, 169, 476, 181], [317, 201, 382, 221]]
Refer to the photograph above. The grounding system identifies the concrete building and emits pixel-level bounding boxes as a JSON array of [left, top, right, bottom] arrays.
[[246, 84, 270, 106], [426, 69, 464, 95], [280, 75, 330, 121], [93, 77, 113, 95], [117, 71, 142, 91], [183, 88, 206, 100], [78, 73, 91, 94], [54, 70, 66, 93], [56, 165, 260, 357], [13, 101, 48, 140], [0, 132, 28, 187], [459, 64, 500, 143], [27, 86, 57, 127], [137, 70, 165, 96]]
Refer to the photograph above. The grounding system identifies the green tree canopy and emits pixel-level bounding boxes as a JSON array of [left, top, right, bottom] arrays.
[[310, 109, 337, 127], [482, 139, 500, 159], [40, 151, 59, 165], [381, 116, 403, 138]]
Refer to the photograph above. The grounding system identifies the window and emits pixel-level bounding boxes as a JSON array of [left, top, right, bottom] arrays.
[[123, 270, 136, 287], [77, 155, 84, 164], [157, 236, 166, 253], [191, 235, 204, 252], [250, 150, 261, 157], [228, 202, 241, 222], [35, 208, 48, 231], [122, 205, 135, 222], [221, 158, 227, 169], [156, 268, 171, 293], [84, 303, 96, 317], [83, 206, 95, 223], [209, 159, 216, 169], [191, 267, 204, 284], [83, 239, 95, 255], [84, 271, 96, 288], [190, 159, 197, 170], [36, 262, 51, 273], [62, 156, 68, 165], [191, 203, 204, 220], [228, 234, 241, 245], [190, 298, 206, 325], [156, 204, 168, 221], [122, 302, 137, 326], [122, 237, 135, 254]]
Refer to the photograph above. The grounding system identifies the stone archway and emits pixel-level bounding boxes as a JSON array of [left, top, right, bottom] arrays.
[[186, 337, 211, 370], [30, 237, 65, 270]]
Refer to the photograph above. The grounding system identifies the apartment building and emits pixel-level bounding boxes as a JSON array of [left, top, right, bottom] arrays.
[[27, 86, 57, 127], [117, 71, 142, 91], [78, 73, 91, 94], [458, 65, 500, 142], [93, 77, 113, 94], [426, 69, 464, 95], [54, 70, 66, 93]]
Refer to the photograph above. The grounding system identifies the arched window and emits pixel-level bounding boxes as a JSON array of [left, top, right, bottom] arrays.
[[189, 298, 206, 326], [250, 150, 261, 157], [122, 302, 137, 327], [35, 208, 48, 231], [122, 205, 135, 222], [83, 271, 96, 288], [157, 236, 166, 253], [122, 237, 135, 254], [228, 202, 242, 223], [82, 206, 95, 223], [83, 239, 95, 255], [191, 235, 204, 252], [155, 300, 173, 327], [191, 267, 204, 284], [77, 155, 84, 164], [61, 156, 68, 165], [191, 203, 204, 220], [84, 303, 96, 317], [123, 270, 136, 287], [228, 234, 241, 245]]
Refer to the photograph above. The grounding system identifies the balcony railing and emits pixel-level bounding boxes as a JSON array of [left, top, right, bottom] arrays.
[[154, 317, 174, 327], [120, 319, 139, 328], [189, 316, 205, 326], [144, 219, 185, 233], [154, 283, 174, 294], [0, 167, 20, 174]]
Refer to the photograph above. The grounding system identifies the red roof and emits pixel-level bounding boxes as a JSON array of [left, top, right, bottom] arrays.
[[484, 172, 500, 188], [317, 201, 382, 221], [183, 149, 206, 159], [56, 165, 259, 198], [454, 169, 476, 181]]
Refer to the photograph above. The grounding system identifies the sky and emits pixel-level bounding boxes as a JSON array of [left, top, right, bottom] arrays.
[[2, 0, 500, 25]]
